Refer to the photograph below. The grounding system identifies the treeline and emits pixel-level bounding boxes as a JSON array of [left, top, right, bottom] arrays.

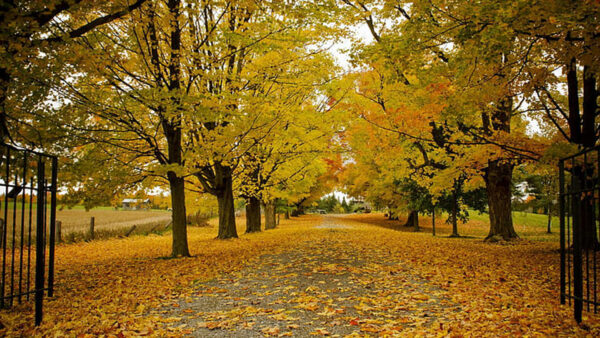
[[313, 194, 367, 214]]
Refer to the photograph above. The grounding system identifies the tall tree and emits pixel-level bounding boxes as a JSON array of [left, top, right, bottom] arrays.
[[47, 0, 195, 256], [339, 0, 549, 240]]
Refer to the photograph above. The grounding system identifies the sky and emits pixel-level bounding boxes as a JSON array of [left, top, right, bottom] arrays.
[[330, 22, 375, 71]]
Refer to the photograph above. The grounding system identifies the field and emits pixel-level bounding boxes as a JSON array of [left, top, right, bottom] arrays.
[[55, 208, 171, 233], [0, 203, 172, 243]]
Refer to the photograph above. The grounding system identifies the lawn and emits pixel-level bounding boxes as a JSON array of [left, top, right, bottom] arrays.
[[359, 209, 560, 242]]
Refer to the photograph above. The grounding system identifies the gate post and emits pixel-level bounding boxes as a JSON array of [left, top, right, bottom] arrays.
[[34, 158, 46, 326], [559, 159, 565, 305], [48, 157, 57, 297], [571, 165, 583, 323]]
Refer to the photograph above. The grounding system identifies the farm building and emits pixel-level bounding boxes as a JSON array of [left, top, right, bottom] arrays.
[[121, 198, 151, 210]]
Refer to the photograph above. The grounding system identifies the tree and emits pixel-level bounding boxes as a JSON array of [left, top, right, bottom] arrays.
[[508, 1, 600, 247], [47, 1, 340, 255], [234, 50, 342, 232], [338, 0, 551, 241], [0, 0, 149, 145], [341, 197, 351, 213], [45, 0, 194, 256], [181, 0, 338, 238]]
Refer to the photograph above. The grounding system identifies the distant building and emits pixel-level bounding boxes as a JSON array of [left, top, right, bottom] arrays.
[[122, 198, 151, 210], [351, 198, 372, 213]]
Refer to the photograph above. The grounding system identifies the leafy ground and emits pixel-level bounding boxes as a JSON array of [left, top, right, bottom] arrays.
[[1, 213, 599, 336]]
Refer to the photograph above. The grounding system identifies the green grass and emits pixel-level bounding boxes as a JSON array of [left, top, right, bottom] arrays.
[[467, 210, 557, 229], [422, 209, 560, 242], [466, 209, 559, 241]]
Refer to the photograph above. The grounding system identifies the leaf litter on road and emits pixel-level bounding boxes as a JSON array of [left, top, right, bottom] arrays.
[[2, 214, 599, 336]]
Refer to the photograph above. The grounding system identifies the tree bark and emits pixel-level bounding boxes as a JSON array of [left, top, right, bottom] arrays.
[[264, 201, 276, 230], [582, 65, 597, 147], [450, 182, 460, 237], [215, 164, 237, 239], [168, 172, 190, 257], [547, 202, 552, 234], [0, 68, 11, 142], [573, 166, 599, 250], [484, 160, 518, 241], [163, 0, 190, 257], [581, 195, 598, 250], [388, 207, 399, 220], [432, 208, 436, 236], [291, 204, 304, 217], [567, 57, 582, 144], [404, 210, 418, 229], [245, 196, 261, 233], [285, 210, 290, 219]]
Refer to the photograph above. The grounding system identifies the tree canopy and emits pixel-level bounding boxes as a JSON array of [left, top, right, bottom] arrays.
[[2, 0, 599, 254]]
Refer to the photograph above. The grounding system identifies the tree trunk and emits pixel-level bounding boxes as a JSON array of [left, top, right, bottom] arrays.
[[484, 160, 518, 241], [264, 201, 276, 230], [450, 184, 460, 237], [168, 173, 190, 257], [581, 196, 598, 250], [547, 202, 552, 234], [414, 212, 420, 231], [582, 66, 597, 147], [432, 207, 436, 236], [291, 204, 304, 217], [215, 164, 237, 239], [567, 57, 582, 144], [573, 166, 599, 250], [285, 210, 290, 219], [163, 0, 190, 257], [388, 207, 399, 220], [404, 210, 418, 229], [245, 196, 261, 233], [0, 68, 11, 142]]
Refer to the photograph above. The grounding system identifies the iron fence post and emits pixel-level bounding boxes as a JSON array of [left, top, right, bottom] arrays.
[[48, 157, 57, 297], [34, 158, 45, 326], [572, 165, 583, 323], [1, 146, 9, 309], [559, 159, 565, 305]]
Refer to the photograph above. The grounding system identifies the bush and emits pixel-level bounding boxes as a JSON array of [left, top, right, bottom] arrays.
[[186, 212, 211, 227]]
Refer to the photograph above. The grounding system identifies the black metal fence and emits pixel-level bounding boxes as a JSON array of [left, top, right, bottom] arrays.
[[559, 146, 600, 323], [0, 143, 57, 326]]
